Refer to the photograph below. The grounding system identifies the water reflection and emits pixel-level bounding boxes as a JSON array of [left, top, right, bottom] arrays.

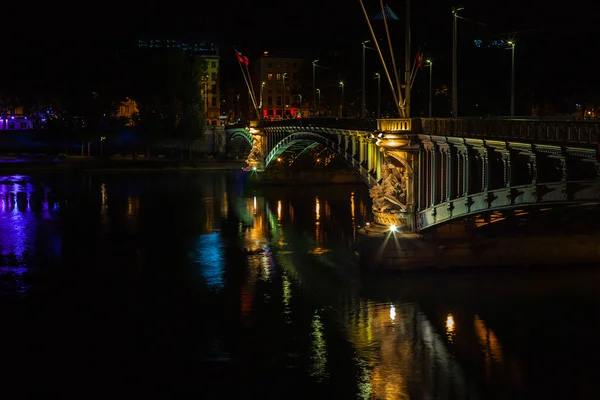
[[2, 173, 596, 398], [0, 174, 60, 296]]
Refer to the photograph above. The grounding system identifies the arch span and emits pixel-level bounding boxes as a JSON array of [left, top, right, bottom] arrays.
[[417, 180, 600, 231], [226, 128, 254, 146], [265, 131, 378, 187]]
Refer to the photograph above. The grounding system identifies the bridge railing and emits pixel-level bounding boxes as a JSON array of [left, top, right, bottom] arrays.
[[425, 118, 600, 146], [263, 117, 377, 131], [378, 118, 600, 146]]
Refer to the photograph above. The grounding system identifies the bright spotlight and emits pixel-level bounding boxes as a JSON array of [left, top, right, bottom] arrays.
[[252, 166, 257, 171], [389, 224, 398, 232]]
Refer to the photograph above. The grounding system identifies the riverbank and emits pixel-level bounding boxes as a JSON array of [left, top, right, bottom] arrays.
[[0, 157, 247, 172]]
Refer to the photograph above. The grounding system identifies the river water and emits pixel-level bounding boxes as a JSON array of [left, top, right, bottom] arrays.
[[0, 171, 599, 398]]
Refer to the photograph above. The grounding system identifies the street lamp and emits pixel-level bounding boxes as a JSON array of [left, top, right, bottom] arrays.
[[282, 72, 288, 119], [374, 72, 381, 118], [312, 59, 319, 116], [260, 81, 265, 118], [507, 40, 516, 118], [316, 88, 321, 114], [452, 6, 464, 118], [236, 94, 240, 121], [426, 59, 433, 117], [339, 81, 345, 117], [362, 40, 370, 118]]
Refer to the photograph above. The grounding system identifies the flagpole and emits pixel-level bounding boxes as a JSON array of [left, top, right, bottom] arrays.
[[380, 0, 404, 116], [238, 61, 259, 118], [358, 0, 403, 117], [405, 0, 411, 118], [244, 62, 259, 119]]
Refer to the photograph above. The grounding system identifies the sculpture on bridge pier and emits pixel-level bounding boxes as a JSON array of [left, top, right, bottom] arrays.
[[369, 153, 409, 227], [244, 128, 265, 171]]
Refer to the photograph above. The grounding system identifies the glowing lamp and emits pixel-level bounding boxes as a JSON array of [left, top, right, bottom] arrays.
[[252, 166, 257, 171], [389, 224, 398, 232]]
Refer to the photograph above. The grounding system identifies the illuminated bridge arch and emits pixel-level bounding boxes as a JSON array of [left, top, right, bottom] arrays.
[[264, 131, 379, 187], [225, 128, 254, 146]]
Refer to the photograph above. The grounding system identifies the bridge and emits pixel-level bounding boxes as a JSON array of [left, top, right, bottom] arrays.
[[226, 118, 600, 234]]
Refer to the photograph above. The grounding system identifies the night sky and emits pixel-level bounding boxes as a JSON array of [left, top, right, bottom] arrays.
[[5, 0, 600, 114]]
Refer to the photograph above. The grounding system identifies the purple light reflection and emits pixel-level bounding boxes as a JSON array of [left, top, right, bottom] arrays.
[[0, 175, 59, 274]]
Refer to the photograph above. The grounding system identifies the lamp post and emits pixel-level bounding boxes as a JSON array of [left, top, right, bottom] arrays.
[[236, 94, 240, 121], [316, 88, 321, 114], [426, 59, 433, 117], [362, 40, 369, 118], [282, 72, 287, 119], [452, 6, 464, 118], [374, 72, 381, 118], [312, 59, 319, 116], [339, 81, 345, 117], [260, 81, 265, 118], [508, 40, 515, 118]]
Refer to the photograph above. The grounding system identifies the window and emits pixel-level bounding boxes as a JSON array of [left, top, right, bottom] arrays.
[[211, 97, 217, 107], [276, 97, 281, 105], [211, 84, 217, 94], [267, 96, 273, 106], [267, 62, 272, 68], [211, 72, 217, 81], [276, 73, 281, 80], [211, 61, 216, 68], [267, 73, 273, 81]]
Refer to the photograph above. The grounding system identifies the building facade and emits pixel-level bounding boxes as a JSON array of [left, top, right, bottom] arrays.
[[252, 53, 305, 120], [201, 56, 221, 125]]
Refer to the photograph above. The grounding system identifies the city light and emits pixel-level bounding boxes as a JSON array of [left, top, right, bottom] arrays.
[[389, 224, 398, 232], [277, 157, 282, 162], [252, 166, 257, 171]]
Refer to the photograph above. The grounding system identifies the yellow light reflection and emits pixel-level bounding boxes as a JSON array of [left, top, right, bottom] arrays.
[[446, 313, 455, 342], [309, 314, 329, 382], [277, 200, 282, 220], [389, 304, 396, 321], [315, 196, 320, 221], [222, 192, 228, 217], [253, 196, 257, 215]]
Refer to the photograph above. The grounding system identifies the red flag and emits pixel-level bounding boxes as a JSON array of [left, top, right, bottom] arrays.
[[235, 49, 244, 64], [416, 52, 423, 69], [243, 56, 249, 66]]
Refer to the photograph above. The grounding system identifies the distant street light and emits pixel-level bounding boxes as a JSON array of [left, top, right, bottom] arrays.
[[508, 40, 516, 118], [282, 72, 288, 119], [236, 94, 241, 121], [426, 59, 433, 117], [452, 6, 464, 117], [339, 81, 345, 116], [312, 59, 319, 116], [374, 73, 381, 118], [260, 81, 265, 118], [362, 40, 370, 118], [316, 88, 321, 113]]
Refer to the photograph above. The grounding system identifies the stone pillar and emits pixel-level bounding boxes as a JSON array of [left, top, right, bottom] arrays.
[[418, 146, 425, 210], [559, 156, 568, 183], [445, 147, 454, 201], [527, 153, 538, 185], [430, 145, 438, 207], [502, 151, 512, 187], [359, 138, 365, 166], [462, 149, 471, 196]]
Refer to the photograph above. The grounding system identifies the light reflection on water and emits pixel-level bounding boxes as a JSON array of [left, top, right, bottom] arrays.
[[0, 174, 59, 295], [2, 173, 597, 398]]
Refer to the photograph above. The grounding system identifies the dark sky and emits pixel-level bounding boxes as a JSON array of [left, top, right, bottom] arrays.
[[5, 0, 600, 113]]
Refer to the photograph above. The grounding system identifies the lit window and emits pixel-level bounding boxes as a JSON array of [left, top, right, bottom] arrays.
[[276, 73, 281, 80], [267, 73, 273, 81]]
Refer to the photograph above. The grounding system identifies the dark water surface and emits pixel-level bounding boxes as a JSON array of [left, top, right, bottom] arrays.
[[0, 171, 599, 398]]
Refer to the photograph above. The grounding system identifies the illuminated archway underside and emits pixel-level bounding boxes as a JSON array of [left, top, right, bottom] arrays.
[[265, 141, 322, 167], [264, 132, 376, 186], [226, 129, 254, 146]]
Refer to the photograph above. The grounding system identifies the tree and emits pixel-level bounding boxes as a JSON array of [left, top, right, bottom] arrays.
[[130, 49, 207, 158]]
